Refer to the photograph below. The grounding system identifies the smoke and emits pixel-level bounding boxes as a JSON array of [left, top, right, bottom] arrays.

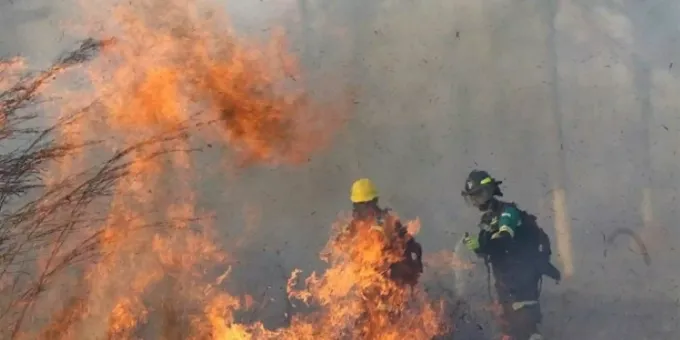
[[3, 0, 680, 338]]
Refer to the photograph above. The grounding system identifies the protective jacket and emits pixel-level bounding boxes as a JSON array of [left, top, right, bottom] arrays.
[[473, 201, 559, 303], [338, 208, 423, 286]]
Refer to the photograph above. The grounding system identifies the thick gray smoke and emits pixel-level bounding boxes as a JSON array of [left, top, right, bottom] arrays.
[[2, 0, 679, 339]]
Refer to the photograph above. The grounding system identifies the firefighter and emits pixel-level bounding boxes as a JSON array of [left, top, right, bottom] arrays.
[[334, 178, 425, 336], [339, 178, 424, 287], [461, 170, 560, 340]]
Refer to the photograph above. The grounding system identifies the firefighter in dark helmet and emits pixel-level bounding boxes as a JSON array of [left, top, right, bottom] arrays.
[[461, 170, 561, 340]]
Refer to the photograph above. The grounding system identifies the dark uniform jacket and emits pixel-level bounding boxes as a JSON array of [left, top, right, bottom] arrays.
[[473, 201, 548, 303], [338, 208, 423, 286]]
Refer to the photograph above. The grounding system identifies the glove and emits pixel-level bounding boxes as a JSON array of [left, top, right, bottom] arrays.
[[463, 233, 480, 251]]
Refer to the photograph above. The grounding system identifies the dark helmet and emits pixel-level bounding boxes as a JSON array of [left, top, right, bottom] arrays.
[[461, 170, 503, 208]]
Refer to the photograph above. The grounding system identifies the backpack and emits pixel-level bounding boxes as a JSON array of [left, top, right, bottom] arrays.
[[377, 209, 423, 286], [511, 203, 561, 282]]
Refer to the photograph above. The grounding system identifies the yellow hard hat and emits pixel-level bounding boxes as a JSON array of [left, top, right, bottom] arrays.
[[350, 178, 379, 203]]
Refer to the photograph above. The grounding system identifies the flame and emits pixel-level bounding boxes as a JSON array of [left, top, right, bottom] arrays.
[[77, 0, 333, 165], [283, 216, 447, 339], [1, 0, 455, 339]]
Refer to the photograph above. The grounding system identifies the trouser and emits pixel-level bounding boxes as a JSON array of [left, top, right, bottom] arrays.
[[498, 300, 542, 340]]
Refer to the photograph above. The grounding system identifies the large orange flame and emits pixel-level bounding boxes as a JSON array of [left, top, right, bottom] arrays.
[[1, 0, 461, 339]]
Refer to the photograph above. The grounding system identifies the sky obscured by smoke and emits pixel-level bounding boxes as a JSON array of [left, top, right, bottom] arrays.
[[2, 0, 679, 338]]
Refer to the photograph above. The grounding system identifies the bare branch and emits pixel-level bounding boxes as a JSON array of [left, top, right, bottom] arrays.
[[0, 37, 204, 338]]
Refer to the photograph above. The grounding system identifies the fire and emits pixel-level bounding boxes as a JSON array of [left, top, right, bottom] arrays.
[[284, 216, 447, 339], [1, 0, 456, 339], [79, 0, 327, 165]]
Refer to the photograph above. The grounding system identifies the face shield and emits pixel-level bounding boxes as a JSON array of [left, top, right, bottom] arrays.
[[461, 186, 492, 208]]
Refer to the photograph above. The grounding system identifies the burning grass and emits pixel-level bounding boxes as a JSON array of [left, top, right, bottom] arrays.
[[0, 0, 459, 339]]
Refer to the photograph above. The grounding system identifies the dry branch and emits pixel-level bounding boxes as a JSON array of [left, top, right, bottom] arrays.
[[0, 38, 204, 338]]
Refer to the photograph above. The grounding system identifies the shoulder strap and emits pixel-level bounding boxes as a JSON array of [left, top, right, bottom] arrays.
[[506, 201, 537, 228]]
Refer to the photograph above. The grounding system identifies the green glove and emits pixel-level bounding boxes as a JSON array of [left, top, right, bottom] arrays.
[[464, 233, 480, 251]]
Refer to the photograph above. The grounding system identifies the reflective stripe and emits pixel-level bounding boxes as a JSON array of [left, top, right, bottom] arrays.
[[498, 225, 514, 238], [512, 300, 538, 310], [480, 177, 493, 185], [501, 212, 512, 218]]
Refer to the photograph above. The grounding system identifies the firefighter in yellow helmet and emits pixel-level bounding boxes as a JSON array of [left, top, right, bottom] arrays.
[[350, 178, 380, 204], [335, 179, 424, 336], [340, 178, 423, 287]]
